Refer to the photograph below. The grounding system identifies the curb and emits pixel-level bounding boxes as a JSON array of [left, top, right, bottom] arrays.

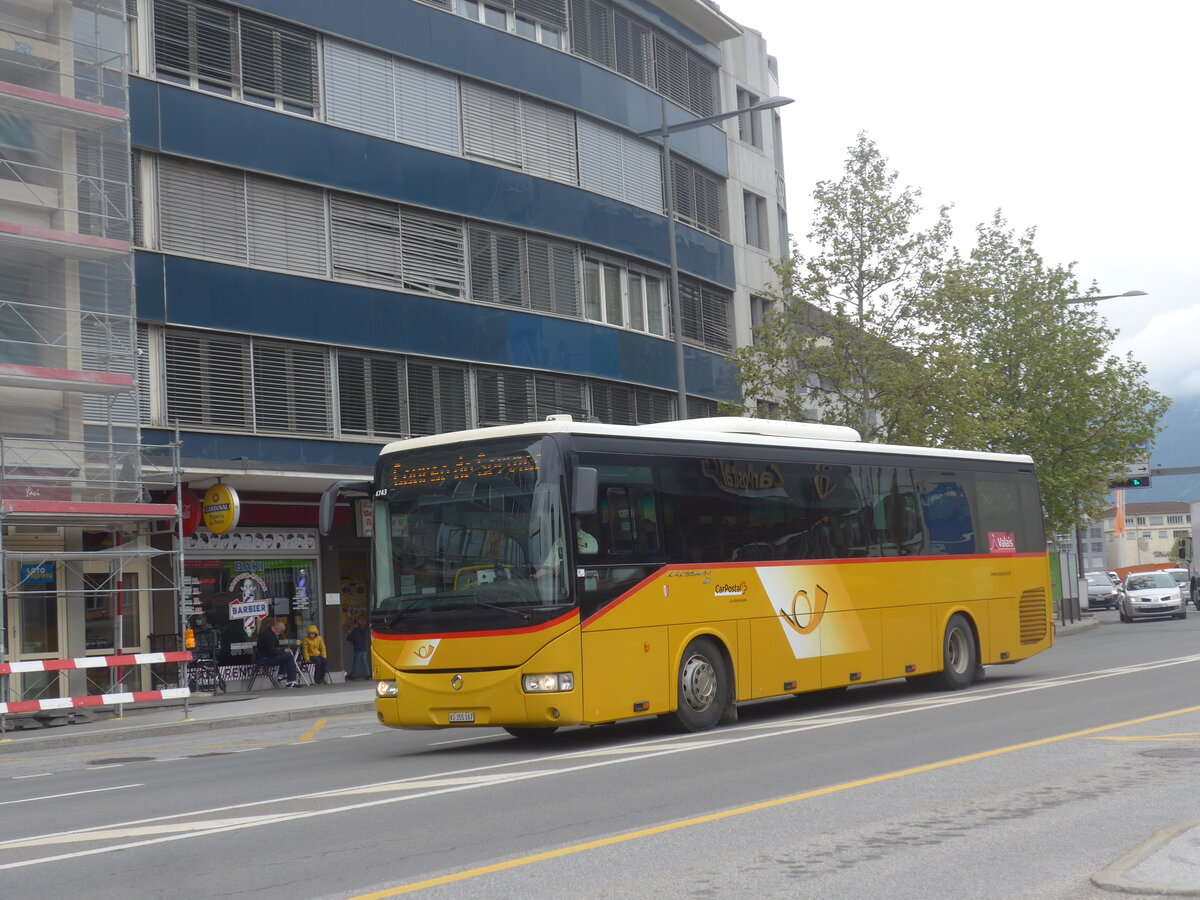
[[1092, 819, 1200, 896], [0, 699, 376, 754]]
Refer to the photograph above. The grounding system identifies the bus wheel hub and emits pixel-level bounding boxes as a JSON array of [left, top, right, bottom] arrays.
[[681, 654, 718, 711]]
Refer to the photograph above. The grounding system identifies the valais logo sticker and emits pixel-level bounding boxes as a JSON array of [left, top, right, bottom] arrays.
[[988, 531, 1016, 553]]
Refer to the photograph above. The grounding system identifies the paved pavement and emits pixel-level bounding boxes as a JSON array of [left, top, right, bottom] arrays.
[[2, 619, 1196, 895], [0, 677, 377, 753]]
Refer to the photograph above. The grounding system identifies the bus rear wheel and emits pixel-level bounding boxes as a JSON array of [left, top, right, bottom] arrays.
[[672, 638, 728, 732], [931, 613, 977, 690]]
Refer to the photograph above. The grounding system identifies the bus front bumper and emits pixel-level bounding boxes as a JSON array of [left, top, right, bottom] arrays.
[[375, 667, 583, 730]]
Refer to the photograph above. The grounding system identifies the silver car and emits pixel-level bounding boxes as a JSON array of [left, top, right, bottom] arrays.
[[1119, 571, 1186, 622]]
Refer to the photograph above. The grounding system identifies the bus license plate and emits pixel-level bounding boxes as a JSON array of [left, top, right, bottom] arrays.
[[448, 712, 475, 723]]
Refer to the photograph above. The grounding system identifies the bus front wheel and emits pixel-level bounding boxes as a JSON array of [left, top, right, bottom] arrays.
[[931, 613, 977, 691], [672, 638, 728, 732]]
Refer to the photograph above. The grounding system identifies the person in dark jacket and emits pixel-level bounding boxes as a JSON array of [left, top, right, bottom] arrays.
[[256, 618, 301, 687], [346, 618, 371, 680]]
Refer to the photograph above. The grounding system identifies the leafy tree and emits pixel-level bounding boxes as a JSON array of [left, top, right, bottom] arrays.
[[926, 214, 1170, 534], [728, 133, 951, 442]]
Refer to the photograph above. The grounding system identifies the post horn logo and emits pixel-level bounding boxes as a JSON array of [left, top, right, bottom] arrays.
[[415, 644, 435, 659], [780, 584, 830, 635]]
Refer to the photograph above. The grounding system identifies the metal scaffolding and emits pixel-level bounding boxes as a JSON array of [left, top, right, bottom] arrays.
[[0, 1, 181, 709]]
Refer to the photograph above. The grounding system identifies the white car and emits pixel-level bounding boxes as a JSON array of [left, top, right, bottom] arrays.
[[1119, 571, 1187, 622]]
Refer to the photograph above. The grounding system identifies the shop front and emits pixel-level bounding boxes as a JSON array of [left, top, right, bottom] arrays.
[[182, 528, 324, 683]]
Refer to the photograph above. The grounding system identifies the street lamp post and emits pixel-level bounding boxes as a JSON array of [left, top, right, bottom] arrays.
[[1066, 289, 1147, 586], [639, 95, 794, 420]]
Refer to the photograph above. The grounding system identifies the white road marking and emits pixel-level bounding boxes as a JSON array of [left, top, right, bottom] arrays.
[[12, 773, 52, 780], [0, 784, 143, 807], [0, 652, 1196, 870]]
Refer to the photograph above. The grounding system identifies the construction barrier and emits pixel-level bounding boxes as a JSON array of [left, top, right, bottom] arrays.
[[0, 651, 192, 716]]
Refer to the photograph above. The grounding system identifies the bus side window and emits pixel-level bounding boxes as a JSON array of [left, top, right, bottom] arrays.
[[605, 486, 635, 552]]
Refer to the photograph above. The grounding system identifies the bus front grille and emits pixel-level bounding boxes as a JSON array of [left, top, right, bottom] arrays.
[[1019, 588, 1049, 644]]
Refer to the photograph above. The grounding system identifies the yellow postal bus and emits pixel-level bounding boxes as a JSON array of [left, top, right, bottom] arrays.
[[319, 417, 1052, 737]]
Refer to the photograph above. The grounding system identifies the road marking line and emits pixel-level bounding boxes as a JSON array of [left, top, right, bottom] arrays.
[[349, 704, 1200, 897], [13, 773, 52, 779], [3, 660, 1197, 871], [299, 719, 327, 742], [0, 784, 142, 807]]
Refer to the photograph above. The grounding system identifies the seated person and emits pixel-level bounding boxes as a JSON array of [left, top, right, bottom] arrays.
[[255, 618, 301, 687], [301, 624, 329, 685]]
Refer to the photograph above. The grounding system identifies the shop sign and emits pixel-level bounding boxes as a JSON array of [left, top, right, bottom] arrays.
[[182, 529, 317, 552], [355, 498, 374, 537], [180, 491, 203, 537], [203, 484, 240, 534], [18, 563, 54, 585], [229, 599, 270, 620]]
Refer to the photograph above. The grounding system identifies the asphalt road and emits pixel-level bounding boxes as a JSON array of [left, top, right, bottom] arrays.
[[2, 609, 1197, 899]]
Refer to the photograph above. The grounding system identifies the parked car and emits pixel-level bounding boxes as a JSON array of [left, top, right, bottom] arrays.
[[1084, 572, 1122, 610], [1119, 571, 1187, 622]]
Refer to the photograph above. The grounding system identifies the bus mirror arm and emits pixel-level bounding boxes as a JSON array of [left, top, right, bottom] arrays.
[[319, 480, 373, 536], [571, 467, 598, 516]]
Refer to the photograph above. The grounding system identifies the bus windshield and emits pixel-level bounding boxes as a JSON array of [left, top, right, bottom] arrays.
[[369, 436, 571, 635]]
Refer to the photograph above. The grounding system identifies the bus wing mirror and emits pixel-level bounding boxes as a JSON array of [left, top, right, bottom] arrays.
[[319, 480, 372, 536], [571, 467, 598, 516]]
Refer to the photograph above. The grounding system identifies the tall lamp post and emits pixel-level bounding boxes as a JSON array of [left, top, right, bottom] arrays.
[[639, 95, 794, 420], [1065, 289, 1148, 596]]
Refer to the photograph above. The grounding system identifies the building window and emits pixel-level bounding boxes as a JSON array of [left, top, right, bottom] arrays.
[[567, 0, 717, 118], [582, 257, 667, 336], [1167, 515, 1184, 524], [452, 0, 566, 48], [679, 278, 732, 351], [743, 191, 768, 250], [151, 0, 318, 115], [670, 158, 724, 238], [736, 87, 761, 148], [583, 258, 624, 327]]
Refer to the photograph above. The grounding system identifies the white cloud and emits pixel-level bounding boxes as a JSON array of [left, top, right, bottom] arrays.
[[716, 0, 1200, 402], [1114, 304, 1200, 396]]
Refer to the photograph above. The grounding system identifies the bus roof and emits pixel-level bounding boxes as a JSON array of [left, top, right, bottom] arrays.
[[378, 416, 1036, 466]]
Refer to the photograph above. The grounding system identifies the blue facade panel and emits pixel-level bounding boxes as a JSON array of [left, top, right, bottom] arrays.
[[131, 79, 735, 290], [143, 253, 738, 401], [143, 428, 382, 470], [224, 0, 727, 172]]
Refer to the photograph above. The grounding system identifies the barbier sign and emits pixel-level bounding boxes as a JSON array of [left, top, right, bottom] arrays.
[[229, 600, 270, 620]]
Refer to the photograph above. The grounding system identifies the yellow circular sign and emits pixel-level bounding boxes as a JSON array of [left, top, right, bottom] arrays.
[[202, 484, 240, 535]]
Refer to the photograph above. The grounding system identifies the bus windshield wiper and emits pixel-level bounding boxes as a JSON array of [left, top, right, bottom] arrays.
[[471, 601, 530, 623]]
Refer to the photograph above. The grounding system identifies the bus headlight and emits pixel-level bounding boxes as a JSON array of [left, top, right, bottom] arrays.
[[376, 680, 398, 698], [522, 672, 574, 693]]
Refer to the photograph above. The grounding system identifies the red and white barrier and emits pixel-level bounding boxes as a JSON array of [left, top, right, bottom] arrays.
[[0, 651, 192, 675], [0, 651, 193, 716], [0, 688, 190, 715]]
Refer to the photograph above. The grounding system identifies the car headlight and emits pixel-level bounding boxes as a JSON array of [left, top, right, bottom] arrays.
[[376, 680, 398, 698], [522, 672, 574, 693]]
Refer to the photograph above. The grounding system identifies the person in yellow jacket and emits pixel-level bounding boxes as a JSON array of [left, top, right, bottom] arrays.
[[301, 625, 329, 685]]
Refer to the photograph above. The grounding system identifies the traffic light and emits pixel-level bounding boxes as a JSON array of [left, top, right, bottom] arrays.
[[1109, 475, 1151, 489]]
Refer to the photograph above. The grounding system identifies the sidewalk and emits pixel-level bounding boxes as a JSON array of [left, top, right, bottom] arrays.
[[0, 678, 376, 754]]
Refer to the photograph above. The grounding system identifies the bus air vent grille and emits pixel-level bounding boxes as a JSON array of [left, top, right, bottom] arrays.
[[1019, 589, 1049, 644]]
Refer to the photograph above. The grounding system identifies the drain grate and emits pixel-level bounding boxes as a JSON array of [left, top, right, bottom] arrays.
[[1140, 748, 1200, 759], [88, 757, 154, 765]]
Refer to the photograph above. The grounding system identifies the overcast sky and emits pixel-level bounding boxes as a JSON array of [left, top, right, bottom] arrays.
[[717, 0, 1200, 400]]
